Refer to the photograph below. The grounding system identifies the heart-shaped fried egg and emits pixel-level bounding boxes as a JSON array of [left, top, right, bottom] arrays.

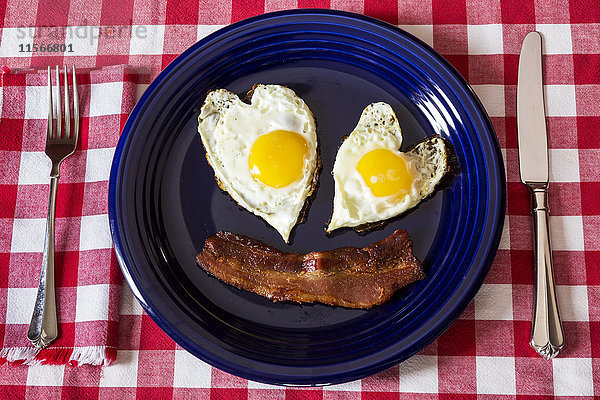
[[198, 84, 319, 243], [327, 102, 448, 232]]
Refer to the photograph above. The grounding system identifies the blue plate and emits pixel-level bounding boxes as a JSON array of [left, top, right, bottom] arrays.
[[109, 9, 505, 386]]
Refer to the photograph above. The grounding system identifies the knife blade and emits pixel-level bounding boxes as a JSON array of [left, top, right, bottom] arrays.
[[517, 31, 564, 359], [517, 32, 548, 185]]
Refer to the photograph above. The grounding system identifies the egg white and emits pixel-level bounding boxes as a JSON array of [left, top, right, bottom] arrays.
[[327, 102, 448, 232], [198, 84, 318, 242]]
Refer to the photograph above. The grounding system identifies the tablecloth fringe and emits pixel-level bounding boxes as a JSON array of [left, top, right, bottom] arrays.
[[0, 346, 116, 366]]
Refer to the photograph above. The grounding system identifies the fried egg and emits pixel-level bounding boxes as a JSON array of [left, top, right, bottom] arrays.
[[327, 102, 448, 232], [198, 84, 319, 243]]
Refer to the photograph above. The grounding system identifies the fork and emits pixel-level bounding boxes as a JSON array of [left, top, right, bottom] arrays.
[[27, 66, 79, 349]]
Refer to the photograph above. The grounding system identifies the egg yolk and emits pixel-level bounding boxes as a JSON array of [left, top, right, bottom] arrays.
[[356, 149, 413, 197], [249, 130, 309, 188]]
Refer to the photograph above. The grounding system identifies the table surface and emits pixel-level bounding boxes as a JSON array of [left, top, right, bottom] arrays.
[[0, 0, 599, 399]]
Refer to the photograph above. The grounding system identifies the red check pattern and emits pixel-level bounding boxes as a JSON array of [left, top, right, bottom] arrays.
[[0, 0, 599, 398], [0, 65, 137, 368]]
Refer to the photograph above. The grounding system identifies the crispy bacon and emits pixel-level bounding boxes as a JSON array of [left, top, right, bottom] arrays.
[[196, 230, 425, 308]]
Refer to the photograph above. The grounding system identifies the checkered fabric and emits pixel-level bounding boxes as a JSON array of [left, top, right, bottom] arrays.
[[0, 65, 137, 368], [0, 0, 599, 398]]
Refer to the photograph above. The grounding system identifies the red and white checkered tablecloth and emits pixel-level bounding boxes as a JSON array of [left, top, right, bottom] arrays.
[[0, 0, 599, 398]]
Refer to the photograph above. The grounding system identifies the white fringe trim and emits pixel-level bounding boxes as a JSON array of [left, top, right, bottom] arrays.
[[0, 347, 39, 365], [70, 346, 112, 366], [1, 346, 114, 366]]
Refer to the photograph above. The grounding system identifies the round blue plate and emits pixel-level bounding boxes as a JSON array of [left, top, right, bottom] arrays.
[[109, 9, 505, 386]]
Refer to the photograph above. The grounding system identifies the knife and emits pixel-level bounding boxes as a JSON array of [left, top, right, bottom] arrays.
[[517, 31, 564, 359]]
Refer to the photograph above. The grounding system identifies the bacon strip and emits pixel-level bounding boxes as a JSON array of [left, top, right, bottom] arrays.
[[196, 230, 426, 308]]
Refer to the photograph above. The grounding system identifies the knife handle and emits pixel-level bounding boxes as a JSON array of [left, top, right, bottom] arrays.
[[530, 187, 564, 359]]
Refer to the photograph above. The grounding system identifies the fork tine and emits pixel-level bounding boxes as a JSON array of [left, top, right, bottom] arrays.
[[72, 66, 79, 144], [55, 66, 62, 138], [47, 66, 53, 140], [64, 67, 71, 139]]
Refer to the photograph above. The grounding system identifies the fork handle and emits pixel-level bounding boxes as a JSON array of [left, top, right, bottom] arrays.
[[27, 175, 59, 348], [530, 187, 564, 359]]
